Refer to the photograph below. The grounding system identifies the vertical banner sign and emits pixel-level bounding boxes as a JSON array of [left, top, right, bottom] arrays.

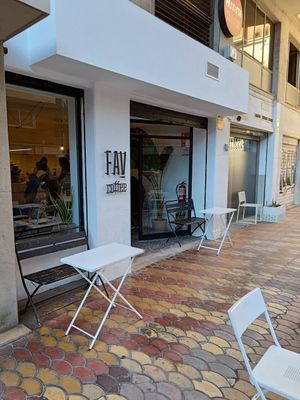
[[105, 150, 127, 194], [218, 0, 243, 38]]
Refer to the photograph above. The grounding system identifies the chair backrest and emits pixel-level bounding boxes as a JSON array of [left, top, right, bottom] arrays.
[[238, 191, 246, 205], [165, 199, 195, 222], [228, 288, 266, 339], [228, 288, 281, 399], [15, 226, 88, 260]]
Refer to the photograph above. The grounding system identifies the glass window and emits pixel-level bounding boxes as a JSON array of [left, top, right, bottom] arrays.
[[243, 0, 255, 57], [233, 0, 274, 92], [288, 43, 299, 88], [263, 17, 274, 70], [254, 8, 264, 63], [131, 124, 192, 239], [280, 145, 297, 194], [233, 0, 244, 50], [7, 85, 81, 236]]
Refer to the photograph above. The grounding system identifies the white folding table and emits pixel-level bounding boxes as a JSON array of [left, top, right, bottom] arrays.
[[197, 207, 236, 255], [61, 243, 144, 349]]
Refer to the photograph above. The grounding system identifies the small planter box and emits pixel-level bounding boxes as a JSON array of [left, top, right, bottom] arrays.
[[262, 204, 286, 223]]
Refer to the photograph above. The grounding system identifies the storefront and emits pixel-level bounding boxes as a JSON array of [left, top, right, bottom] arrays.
[[130, 102, 207, 240], [279, 136, 299, 206], [228, 126, 268, 211]]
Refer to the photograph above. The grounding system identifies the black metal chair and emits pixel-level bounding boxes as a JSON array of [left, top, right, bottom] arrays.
[[165, 199, 205, 247], [15, 226, 108, 324]]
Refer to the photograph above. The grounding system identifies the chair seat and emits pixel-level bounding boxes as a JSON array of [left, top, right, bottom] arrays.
[[240, 203, 262, 208], [172, 217, 205, 226], [253, 345, 300, 400], [24, 264, 78, 285]]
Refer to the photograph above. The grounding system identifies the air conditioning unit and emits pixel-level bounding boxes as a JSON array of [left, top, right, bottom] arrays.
[[223, 45, 237, 62]]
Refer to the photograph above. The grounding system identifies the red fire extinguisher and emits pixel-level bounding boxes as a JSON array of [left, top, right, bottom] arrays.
[[176, 181, 187, 203]]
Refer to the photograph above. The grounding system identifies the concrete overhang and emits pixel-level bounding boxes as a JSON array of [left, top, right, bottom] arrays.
[[0, 0, 48, 42], [34, 54, 247, 118], [5, 0, 249, 118]]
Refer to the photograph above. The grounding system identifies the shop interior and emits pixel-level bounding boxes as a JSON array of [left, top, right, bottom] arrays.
[[7, 85, 79, 234]]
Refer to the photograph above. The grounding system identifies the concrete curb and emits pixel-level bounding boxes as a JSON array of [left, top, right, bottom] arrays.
[[0, 324, 31, 347]]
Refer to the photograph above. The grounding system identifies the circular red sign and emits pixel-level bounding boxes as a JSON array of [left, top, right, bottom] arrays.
[[219, 0, 243, 38]]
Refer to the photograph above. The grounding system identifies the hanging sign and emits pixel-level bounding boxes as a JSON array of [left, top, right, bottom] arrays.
[[218, 0, 243, 38], [105, 150, 127, 194]]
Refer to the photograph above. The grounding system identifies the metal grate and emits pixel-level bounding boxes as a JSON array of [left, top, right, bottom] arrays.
[[155, 0, 213, 47], [207, 62, 219, 80], [284, 366, 300, 382]]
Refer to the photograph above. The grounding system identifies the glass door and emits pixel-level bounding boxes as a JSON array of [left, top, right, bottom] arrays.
[[227, 136, 259, 213], [131, 125, 192, 239]]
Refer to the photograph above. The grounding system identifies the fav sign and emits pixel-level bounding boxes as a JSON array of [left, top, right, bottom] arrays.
[[218, 0, 243, 38], [105, 150, 127, 194]]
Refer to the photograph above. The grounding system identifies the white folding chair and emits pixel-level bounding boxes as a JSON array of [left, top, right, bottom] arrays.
[[236, 191, 262, 225], [228, 288, 300, 400]]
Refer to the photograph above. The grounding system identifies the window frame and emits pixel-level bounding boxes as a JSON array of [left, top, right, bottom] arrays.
[[5, 72, 85, 233], [234, 0, 275, 93]]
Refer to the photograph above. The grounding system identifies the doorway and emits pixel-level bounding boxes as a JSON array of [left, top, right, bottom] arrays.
[[227, 135, 262, 213], [130, 102, 207, 241], [131, 124, 192, 239]]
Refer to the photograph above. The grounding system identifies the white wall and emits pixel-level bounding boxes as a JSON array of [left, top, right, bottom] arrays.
[[6, 0, 248, 116], [85, 83, 131, 248], [281, 105, 300, 140], [228, 88, 273, 133]]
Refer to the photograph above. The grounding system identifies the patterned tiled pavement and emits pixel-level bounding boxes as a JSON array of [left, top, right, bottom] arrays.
[[2, 208, 300, 399]]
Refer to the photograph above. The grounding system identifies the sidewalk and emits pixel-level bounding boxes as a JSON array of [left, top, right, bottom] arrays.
[[1, 208, 300, 399]]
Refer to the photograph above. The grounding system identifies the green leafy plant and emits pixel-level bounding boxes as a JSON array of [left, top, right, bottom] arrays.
[[144, 171, 165, 219], [49, 192, 72, 224], [267, 199, 282, 208], [143, 145, 173, 220]]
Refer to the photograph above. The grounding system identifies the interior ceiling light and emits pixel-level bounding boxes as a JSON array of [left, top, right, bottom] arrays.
[[60, 144, 65, 151], [9, 148, 32, 152]]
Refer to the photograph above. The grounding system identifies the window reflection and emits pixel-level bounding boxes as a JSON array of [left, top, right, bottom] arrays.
[[263, 18, 274, 69], [244, 0, 255, 57], [254, 9, 264, 63], [7, 86, 80, 235], [233, 0, 274, 92]]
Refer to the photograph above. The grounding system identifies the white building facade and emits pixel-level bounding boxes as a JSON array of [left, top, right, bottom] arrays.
[[1, 0, 299, 327]]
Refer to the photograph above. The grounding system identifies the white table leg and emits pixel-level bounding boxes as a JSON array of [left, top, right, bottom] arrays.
[[197, 215, 212, 251], [74, 267, 112, 304], [102, 277, 143, 319], [217, 211, 234, 255], [89, 261, 135, 349], [66, 272, 98, 335]]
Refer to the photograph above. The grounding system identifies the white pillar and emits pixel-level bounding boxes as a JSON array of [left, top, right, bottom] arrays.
[[192, 128, 207, 213], [85, 83, 131, 248], [0, 44, 19, 331], [205, 117, 230, 238], [265, 103, 282, 205]]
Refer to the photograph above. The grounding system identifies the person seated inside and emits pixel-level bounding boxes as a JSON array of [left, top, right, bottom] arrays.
[[24, 173, 39, 203], [57, 157, 71, 196]]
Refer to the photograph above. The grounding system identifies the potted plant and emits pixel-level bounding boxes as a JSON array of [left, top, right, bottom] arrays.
[[144, 170, 167, 231], [49, 192, 72, 225], [262, 200, 286, 223], [143, 145, 173, 231]]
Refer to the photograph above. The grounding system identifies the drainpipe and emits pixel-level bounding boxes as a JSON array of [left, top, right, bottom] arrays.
[[0, 44, 19, 332]]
